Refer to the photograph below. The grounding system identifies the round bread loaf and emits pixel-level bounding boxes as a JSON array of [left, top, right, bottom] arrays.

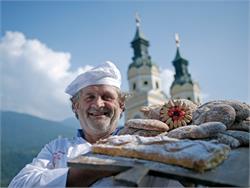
[[167, 122, 227, 139], [194, 100, 250, 122], [222, 100, 250, 121], [192, 103, 236, 128]]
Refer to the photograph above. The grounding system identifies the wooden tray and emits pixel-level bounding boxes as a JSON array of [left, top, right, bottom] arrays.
[[68, 147, 249, 187]]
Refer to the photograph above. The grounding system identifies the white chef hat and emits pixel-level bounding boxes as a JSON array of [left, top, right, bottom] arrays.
[[65, 61, 121, 96]]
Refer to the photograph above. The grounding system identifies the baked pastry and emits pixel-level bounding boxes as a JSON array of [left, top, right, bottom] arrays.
[[92, 135, 230, 172], [167, 122, 227, 139], [125, 119, 169, 132], [220, 100, 250, 121], [229, 120, 250, 132], [118, 126, 162, 137], [140, 99, 197, 121], [222, 130, 250, 146], [192, 103, 236, 128], [212, 133, 240, 149], [140, 104, 163, 120]]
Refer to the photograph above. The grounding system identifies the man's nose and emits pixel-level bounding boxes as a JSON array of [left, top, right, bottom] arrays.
[[93, 96, 105, 108]]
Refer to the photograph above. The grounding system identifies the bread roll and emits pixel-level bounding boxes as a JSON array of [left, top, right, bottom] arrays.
[[222, 130, 250, 146], [140, 104, 162, 120], [125, 119, 169, 132], [167, 122, 226, 139], [213, 133, 240, 149], [229, 120, 250, 132]]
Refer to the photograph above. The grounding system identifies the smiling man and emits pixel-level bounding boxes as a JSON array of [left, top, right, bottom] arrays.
[[73, 85, 123, 144], [9, 61, 126, 187]]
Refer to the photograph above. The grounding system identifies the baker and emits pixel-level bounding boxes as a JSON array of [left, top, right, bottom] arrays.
[[9, 61, 183, 187]]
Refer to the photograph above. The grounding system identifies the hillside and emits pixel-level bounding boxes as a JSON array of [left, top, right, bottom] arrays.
[[1, 111, 79, 187]]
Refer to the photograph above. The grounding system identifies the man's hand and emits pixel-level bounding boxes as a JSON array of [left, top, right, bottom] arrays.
[[66, 167, 119, 187]]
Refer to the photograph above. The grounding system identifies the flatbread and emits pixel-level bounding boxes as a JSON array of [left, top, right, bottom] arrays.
[[92, 135, 230, 172]]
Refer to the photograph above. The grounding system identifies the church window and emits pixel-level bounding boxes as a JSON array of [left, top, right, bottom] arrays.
[[133, 83, 136, 90], [156, 82, 159, 89], [144, 81, 148, 85]]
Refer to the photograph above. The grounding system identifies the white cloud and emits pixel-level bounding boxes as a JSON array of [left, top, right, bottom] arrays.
[[160, 68, 174, 97], [0, 31, 92, 121]]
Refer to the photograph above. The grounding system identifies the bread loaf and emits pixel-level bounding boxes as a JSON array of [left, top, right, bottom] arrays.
[[92, 135, 230, 172], [222, 130, 250, 146], [125, 119, 169, 132], [192, 103, 236, 128], [118, 126, 163, 137], [229, 120, 250, 132], [167, 122, 226, 139], [212, 133, 240, 149], [140, 104, 162, 120]]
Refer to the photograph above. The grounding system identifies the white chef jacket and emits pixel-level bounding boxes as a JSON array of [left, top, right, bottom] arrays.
[[9, 129, 183, 188]]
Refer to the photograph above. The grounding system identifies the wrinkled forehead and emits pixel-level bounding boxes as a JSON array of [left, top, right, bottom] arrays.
[[80, 84, 120, 96]]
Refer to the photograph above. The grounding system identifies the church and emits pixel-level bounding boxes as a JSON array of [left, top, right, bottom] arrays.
[[125, 15, 201, 121]]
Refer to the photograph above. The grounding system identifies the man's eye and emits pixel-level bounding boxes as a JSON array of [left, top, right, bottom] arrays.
[[103, 95, 113, 101], [85, 95, 95, 101]]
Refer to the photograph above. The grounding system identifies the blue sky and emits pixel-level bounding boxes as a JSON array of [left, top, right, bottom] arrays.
[[1, 0, 249, 121]]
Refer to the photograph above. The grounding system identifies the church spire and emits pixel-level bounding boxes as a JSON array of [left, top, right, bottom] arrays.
[[133, 12, 147, 41], [130, 13, 151, 68], [170, 33, 201, 103], [171, 33, 193, 87]]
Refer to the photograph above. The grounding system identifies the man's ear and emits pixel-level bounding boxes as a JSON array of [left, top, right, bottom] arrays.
[[75, 101, 80, 110], [72, 101, 80, 113], [118, 96, 126, 112]]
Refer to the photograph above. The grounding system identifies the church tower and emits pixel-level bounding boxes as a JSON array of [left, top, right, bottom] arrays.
[[125, 14, 167, 121], [170, 33, 201, 104]]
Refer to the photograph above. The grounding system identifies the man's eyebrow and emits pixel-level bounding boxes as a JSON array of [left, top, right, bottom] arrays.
[[83, 92, 95, 96], [103, 90, 117, 95]]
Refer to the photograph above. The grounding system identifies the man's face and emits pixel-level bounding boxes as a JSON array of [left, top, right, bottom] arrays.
[[75, 85, 123, 137]]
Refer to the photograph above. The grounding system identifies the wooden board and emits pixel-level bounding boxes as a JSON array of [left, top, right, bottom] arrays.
[[68, 147, 249, 187]]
